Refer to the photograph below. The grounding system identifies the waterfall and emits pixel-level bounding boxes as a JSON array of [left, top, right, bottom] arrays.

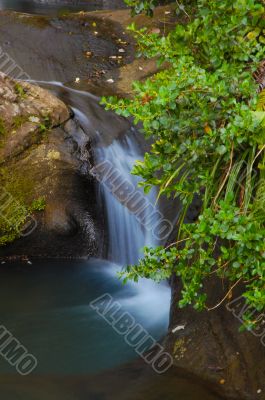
[[94, 130, 159, 265], [72, 102, 171, 328], [30, 81, 169, 268]]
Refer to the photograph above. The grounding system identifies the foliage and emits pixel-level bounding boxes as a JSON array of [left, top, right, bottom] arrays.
[[125, 0, 158, 16], [0, 195, 45, 246], [0, 198, 29, 246], [14, 83, 27, 99], [30, 197, 46, 212], [0, 167, 46, 246], [103, 0, 265, 321], [0, 117, 6, 137], [39, 115, 52, 134]]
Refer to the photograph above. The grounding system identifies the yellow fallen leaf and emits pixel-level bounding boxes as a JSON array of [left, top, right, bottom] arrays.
[[204, 123, 212, 134]]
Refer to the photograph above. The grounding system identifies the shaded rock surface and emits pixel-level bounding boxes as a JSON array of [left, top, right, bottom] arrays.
[[0, 0, 127, 16], [0, 73, 101, 258], [0, 10, 133, 83], [165, 272, 265, 400], [0, 357, 221, 400]]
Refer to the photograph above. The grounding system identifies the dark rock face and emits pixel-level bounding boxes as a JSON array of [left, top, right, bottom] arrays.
[[162, 195, 265, 400], [166, 274, 265, 400], [0, 0, 127, 16], [0, 10, 133, 83], [0, 73, 102, 259]]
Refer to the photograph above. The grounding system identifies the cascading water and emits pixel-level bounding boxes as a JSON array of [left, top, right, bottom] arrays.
[[70, 100, 171, 328], [93, 128, 172, 327], [26, 79, 171, 328], [95, 131, 158, 265]]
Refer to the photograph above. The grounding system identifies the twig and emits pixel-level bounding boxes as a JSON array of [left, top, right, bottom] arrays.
[[207, 277, 241, 311], [165, 237, 191, 250], [251, 144, 265, 169], [213, 143, 234, 206], [176, 0, 191, 20], [209, 260, 230, 275]]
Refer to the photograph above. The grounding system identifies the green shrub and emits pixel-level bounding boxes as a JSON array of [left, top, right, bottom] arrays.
[[103, 0, 265, 324]]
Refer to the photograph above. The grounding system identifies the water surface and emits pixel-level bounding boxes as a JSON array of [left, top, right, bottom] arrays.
[[0, 2, 222, 399], [0, 259, 170, 375]]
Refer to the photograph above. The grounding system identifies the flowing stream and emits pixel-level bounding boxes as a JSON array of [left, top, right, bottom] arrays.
[[0, 80, 220, 400], [95, 131, 160, 265], [0, 80, 171, 373], [0, 2, 221, 399]]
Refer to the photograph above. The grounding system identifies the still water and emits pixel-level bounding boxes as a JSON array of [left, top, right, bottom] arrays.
[[0, 259, 170, 375], [0, 260, 220, 400]]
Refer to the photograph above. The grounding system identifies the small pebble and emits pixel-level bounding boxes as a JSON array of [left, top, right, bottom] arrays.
[[75, 77, 80, 83], [119, 49, 125, 53], [106, 79, 114, 83], [85, 51, 93, 58], [150, 28, 161, 34], [257, 389, 262, 394]]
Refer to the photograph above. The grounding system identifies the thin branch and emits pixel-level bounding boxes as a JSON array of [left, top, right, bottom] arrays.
[[251, 144, 265, 169], [164, 237, 191, 250], [209, 260, 230, 275], [207, 278, 241, 311], [213, 143, 234, 206], [176, 0, 191, 20]]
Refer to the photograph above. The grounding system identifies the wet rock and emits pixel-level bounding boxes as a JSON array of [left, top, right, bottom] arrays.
[[0, 10, 133, 83], [165, 273, 265, 400], [0, 74, 102, 259]]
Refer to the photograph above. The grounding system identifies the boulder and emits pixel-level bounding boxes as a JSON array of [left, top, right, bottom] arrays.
[[0, 73, 101, 259]]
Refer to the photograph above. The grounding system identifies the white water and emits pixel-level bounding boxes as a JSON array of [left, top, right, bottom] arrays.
[[95, 131, 158, 265], [29, 81, 171, 326], [93, 128, 171, 326]]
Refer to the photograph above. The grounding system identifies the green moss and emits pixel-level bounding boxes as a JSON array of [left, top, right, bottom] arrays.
[[14, 83, 27, 99], [12, 115, 28, 130], [0, 167, 34, 204], [30, 197, 46, 212], [0, 192, 29, 246], [0, 167, 46, 246], [0, 117, 7, 136], [0, 118, 7, 149], [39, 115, 52, 132], [173, 338, 187, 360]]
